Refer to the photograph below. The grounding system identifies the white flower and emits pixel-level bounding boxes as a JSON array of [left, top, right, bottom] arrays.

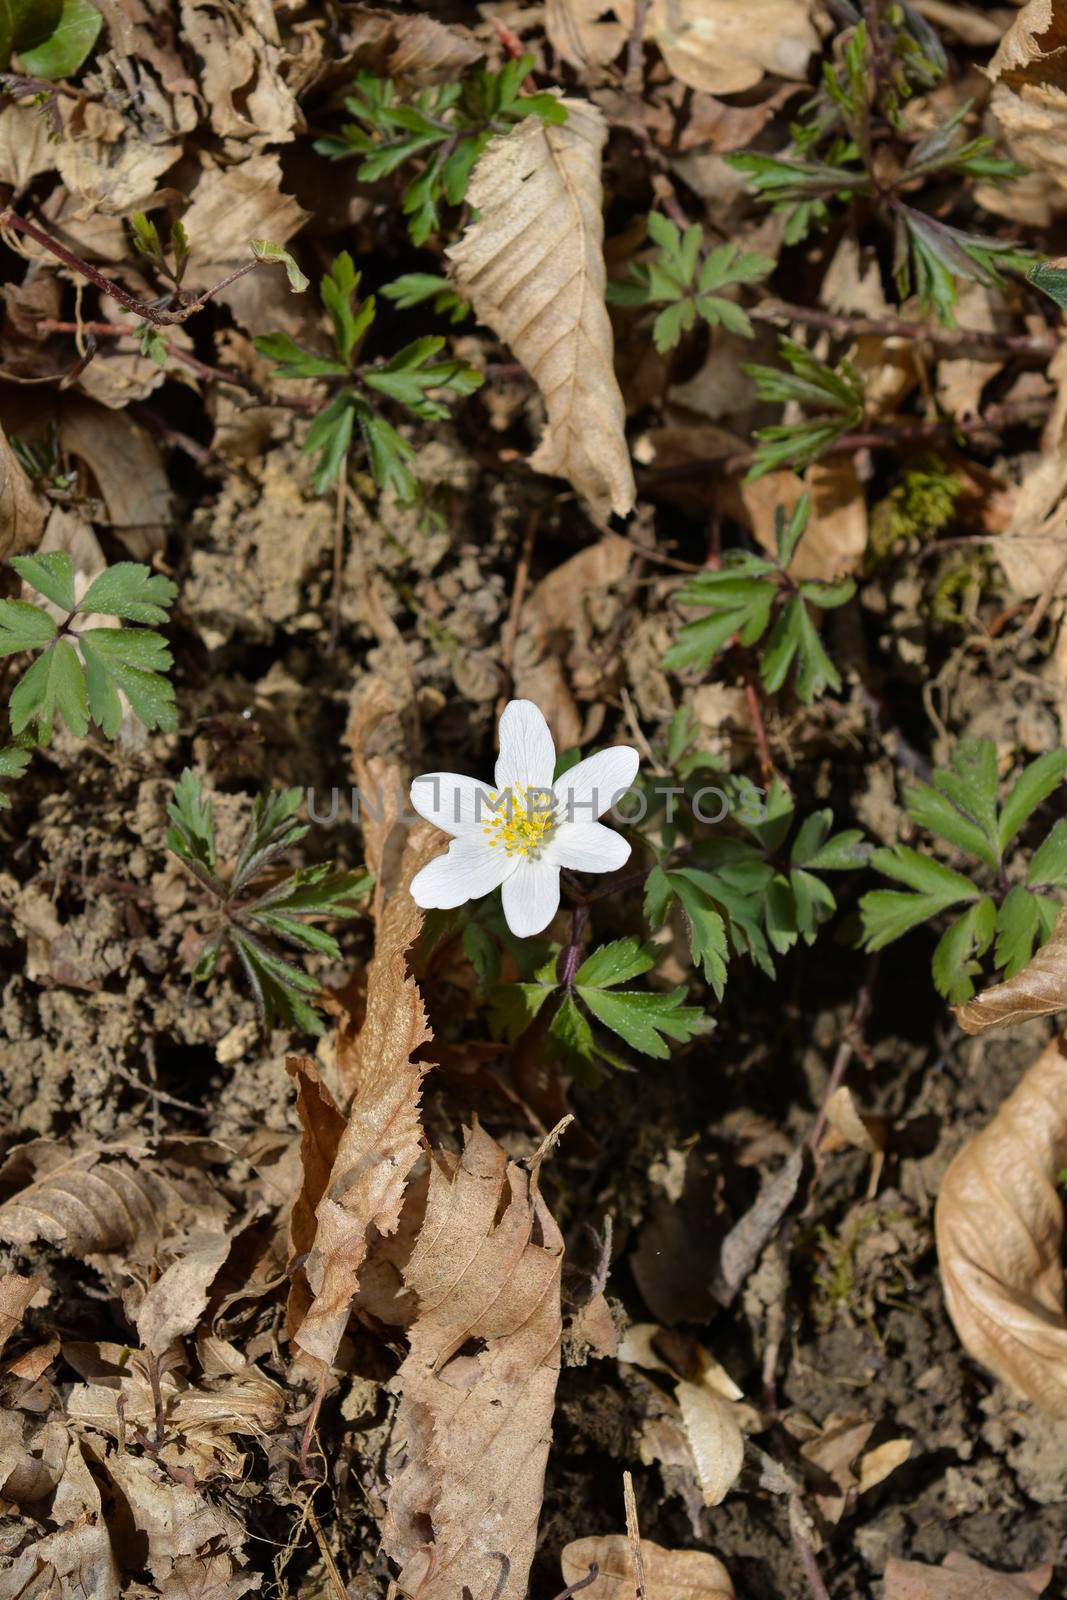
[[408, 699, 639, 937]]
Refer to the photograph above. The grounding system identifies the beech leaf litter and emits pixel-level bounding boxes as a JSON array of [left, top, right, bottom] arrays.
[[4, 0, 1067, 1595]]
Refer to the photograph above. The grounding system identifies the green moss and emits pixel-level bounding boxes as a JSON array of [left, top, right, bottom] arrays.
[[868, 458, 963, 568]]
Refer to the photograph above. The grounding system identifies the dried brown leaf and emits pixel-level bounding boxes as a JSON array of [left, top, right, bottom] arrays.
[[66, 1341, 284, 1478], [178, 0, 301, 152], [386, 13, 482, 82], [561, 1536, 735, 1600], [742, 458, 867, 581], [0, 1271, 42, 1359], [1, 422, 46, 559], [513, 532, 633, 749], [674, 1378, 745, 1506], [382, 1123, 564, 1600], [935, 1032, 1067, 1412], [447, 101, 635, 521], [0, 1411, 68, 1504], [293, 822, 438, 1370], [884, 1552, 1052, 1600], [546, 0, 629, 69], [285, 1055, 346, 1338], [954, 903, 1067, 1033], [988, 0, 1067, 214], [0, 104, 57, 194], [134, 1231, 235, 1354], [180, 155, 310, 337], [633, 0, 817, 95], [0, 1140, 169, 1256], [100, 1447, 258, 1595], [58, 398, 172, 560], [2, 1439, 120, 1599], [856, 1436, 911, 1494]]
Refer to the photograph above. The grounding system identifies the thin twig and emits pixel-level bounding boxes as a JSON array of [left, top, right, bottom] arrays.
[[736, 645, 775, 781], [2, 209, 259, 326], [548, 1567, 599, 1600], [749, 298, 1056, 358], [623, 1471, 646, 1600]]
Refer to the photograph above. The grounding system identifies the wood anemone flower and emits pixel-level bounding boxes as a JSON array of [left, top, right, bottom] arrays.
[[409, 699, 639, 936]]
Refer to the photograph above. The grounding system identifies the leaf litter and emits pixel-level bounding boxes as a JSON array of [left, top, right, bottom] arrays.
[[4, 0, 1067, 1595]]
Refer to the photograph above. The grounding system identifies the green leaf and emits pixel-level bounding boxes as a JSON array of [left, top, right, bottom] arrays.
[[574, 937, 657, 989], [78, 627, 177, 736], [320, 251, 371, 361], [79, 562, 177, 624], [462, 920, 499, 994], [935, 737, 999, 834], [16, 0, 99, 76], [232, 785, 306, 894], [577, 984, 709, 1059], [861, 844, 979, 951], [905, 782, 996, 870], [0, 745, 31, 809], [551, 992, 598, 1071], [250, 239, 310, 294], [11, 550, 76, 612], [0, 598, 59, 658], [166, 767, 217, 874], [774, 495, 810, 569], [381, 274, 470, 322], [3, 0, 61, 69], [254, 331, 349, 379], [354, 400, 417, 501], [304, 391, 355, 494], [792, 600, 842, 703], [997, 749, 1067, 853], [9, 637, 87, 741], [489, 979, 556, 1042], [229, 926, 325, 1037], [662, 871, 729, 997], [1029, 259, 1067, 310], [1028, 819, 1067, 888], [994, 884, 1042, 978], [652, 299, 695, 352], [931, 896, 996, 1004]]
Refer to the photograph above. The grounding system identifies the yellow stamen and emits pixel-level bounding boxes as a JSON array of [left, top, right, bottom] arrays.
[[481, 787, 557, 858]]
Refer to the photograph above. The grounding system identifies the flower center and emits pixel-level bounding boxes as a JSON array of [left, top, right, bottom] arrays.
[[481, 788, 557, 859]]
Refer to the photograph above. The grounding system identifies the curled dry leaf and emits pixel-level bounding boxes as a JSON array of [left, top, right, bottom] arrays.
[[935, 1032, 1067, 1413], [0, 1271, 42, 1359], [546, 0, 817, 92], [0, 1139, 169, 1256], [178, 0, 301, 152], [58, 398, 172, 560], [637, 0, 818, 95], [2, 1439, 121, 1600], [285, 1055, 346, 1338], [954, 902, 1067, 1033], [447, 100, 636, 522], [382, 1123, 564, 1600], [293, 821, 439, 1371], [561, 1536, 735, 1600], [988, 0, 1067, 209], [1, 423, 46, 560], [618, 1323, 748, 1506]]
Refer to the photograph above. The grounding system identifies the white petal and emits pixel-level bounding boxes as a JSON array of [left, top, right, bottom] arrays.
[[409, 772, 496, 837], [501, 858, 561, 937], [494, 699, 556, 800], [409, 837, 515, 910], [552, 821, 631, 874], [555, 745, 640, 822]]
